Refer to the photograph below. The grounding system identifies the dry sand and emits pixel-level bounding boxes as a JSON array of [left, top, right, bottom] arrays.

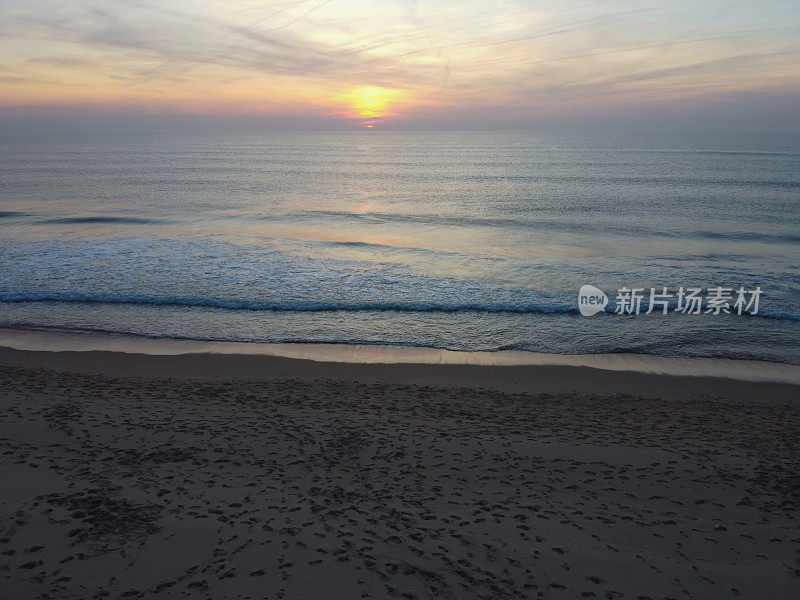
[[1, 346, 799, 599]]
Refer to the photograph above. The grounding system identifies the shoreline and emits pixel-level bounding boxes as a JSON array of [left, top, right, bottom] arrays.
[[1, 329, 799, 403], [1, 326, 800, 390]]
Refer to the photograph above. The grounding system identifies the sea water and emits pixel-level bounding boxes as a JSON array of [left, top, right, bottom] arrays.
[[1, 130, 798, 363]]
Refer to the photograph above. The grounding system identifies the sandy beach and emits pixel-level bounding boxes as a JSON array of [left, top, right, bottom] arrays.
[[1, 345, 798, 599], [3, 2, 800, 598]]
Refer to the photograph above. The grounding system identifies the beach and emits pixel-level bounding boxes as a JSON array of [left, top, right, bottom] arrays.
[[3, 2, 799, 599], [1, 345, 798, 599]]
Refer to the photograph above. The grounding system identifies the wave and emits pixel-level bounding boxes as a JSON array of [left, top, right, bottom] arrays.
[[324, 239, 463, 256], [269, 210, 800, 245], [1, 291, 798, 321], [174, 164, 800, 189], [2, 323, 799, 369], [327, 240, 396, 248], [0, 291, 575, 314], [452, 174, 800, 189], [10, 209, 799, 245], [38, 216, 168, 225], [0, 323, 484, 352]]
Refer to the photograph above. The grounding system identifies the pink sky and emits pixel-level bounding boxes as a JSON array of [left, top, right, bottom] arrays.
[[1, 0, 799, 130]]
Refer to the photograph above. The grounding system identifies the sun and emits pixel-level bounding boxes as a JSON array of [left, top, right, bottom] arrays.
[[340, 86, 403, 125]]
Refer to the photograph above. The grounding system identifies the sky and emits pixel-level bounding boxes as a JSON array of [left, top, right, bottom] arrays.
[[1, 0, 799, 131]]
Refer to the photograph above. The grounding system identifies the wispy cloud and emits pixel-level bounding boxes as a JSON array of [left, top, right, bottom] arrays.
[[0, 0, 798, 127]]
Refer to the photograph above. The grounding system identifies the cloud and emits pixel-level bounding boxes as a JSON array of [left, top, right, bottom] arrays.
[[0, 0, 798, 128]]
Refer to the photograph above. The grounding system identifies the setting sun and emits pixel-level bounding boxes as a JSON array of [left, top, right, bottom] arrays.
[[340, 85, 404, 125]]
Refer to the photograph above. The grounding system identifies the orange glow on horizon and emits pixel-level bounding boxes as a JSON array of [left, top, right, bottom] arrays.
[[339, 86, 405, 127], [2, 2, 798, 129]]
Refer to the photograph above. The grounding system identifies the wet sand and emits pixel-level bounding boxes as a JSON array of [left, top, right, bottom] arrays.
[[1, 346, 799, 599]]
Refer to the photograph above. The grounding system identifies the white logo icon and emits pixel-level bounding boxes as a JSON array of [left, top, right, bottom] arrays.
[[578, 285, 608, 316]]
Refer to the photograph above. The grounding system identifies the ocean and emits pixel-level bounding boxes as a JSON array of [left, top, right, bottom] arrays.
[[1, 130, 798, 363]]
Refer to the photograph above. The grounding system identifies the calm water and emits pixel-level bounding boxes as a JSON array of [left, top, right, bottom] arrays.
[[1, 130, 799, 363]]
